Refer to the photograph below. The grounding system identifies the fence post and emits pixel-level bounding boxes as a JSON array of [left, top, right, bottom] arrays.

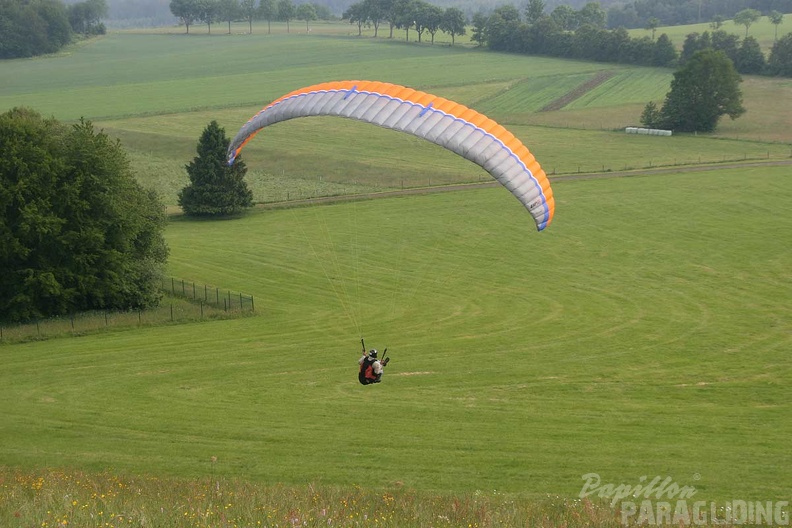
[[192, 282, 196, 299], [105, 311, 108, 326], [239, 292, 243, 309], [172, 277, 175, 295], [71, 314, 75, 331], [216, 288, 219, 305], [200, 300, 204, 318], [181, 280, 185, 296], [36, 321, 40, 337], [204, 284, 208, 302], [228, 290, 231, 310], [251, 295, 254, 312]]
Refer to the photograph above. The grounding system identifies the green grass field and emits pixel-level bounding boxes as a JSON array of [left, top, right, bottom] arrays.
[[2, 167, 791, 497], [5, 31, 788, 207], [1, 24, 792, 526], [629, 12, 792, 52]]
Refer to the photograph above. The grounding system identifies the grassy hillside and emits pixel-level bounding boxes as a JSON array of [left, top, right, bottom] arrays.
[[2, 166, 791, 500], [2, 32, 596, 121], [1, 25, 791, 524], [3, 31, 789, 209]]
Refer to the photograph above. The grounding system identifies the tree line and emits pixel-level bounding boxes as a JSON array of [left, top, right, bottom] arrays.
[[338, 0, 790, 74], [606, 0, 792, 30], [342, 0, 467, 44], [0, 0, 108, 59], [477, 2, 678, 66], [465, 1, 792, 76], [168, 0, 335, 34]]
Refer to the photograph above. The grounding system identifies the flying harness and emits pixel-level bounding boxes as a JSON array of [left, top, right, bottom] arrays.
[[358, 356, 381, 385]]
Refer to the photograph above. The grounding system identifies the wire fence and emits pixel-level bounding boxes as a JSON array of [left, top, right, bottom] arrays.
[[0, 277, 255, 344], [162, 277, 254, 312]]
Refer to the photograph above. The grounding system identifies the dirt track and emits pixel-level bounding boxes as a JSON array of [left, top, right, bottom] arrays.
[[255, 158, 792, 210], [539, 70, 617, 112]]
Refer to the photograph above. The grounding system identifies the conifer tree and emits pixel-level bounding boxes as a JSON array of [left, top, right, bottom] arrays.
[[179, 121, 253, 217]]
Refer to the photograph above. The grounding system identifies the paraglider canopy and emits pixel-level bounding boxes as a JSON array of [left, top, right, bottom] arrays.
[[228, 80, 555, 231]]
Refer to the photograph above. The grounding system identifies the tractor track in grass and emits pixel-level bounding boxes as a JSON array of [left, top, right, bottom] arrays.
[[248, 158, 792, 211], [539, 70, 617, 112]]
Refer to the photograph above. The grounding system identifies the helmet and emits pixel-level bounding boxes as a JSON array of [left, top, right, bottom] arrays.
[[368, 349, 378, 358]]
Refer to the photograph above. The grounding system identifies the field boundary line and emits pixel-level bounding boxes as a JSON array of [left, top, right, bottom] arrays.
[[164, 159, 792, 215], [163, 159, 792, 217]]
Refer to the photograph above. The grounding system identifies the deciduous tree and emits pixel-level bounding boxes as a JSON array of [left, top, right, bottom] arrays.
[[0, 108, 168, 322], [679, 31, 712, 64], [218, 0, 240, 34], [199, 0, 220, 33], [768, 11, 783, 42], [470, 12, 488, 46], [653, 33, 677, 66], [711, 29, 739, 64], [645, 16, 659, 40], [525, 0, 545, 25], [550, 5, 576, 30], [276, 0, 295, 32], [486, 5, 521, 51], [343, 2, 365, 36], [768, 33, 792, 76], [657, 49, 745, 132], [736, 35, 765, 74], [0, 0, 71, 58], [733, 8, 760, 38], [296, 2, 316, 31], [361, 0, 386, 37], [170, 0, 200, 33], [393, 0, 420, 42], [440, 7, 465, 46], [240, 0, 257, 33], [420, 3, 443, 44], [258, 0, 275, 33], [68, 0, 107, 35], [577, 2, 605, 28]]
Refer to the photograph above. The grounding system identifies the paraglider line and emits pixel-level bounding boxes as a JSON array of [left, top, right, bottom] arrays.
[[293, 205, 362, 335]]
